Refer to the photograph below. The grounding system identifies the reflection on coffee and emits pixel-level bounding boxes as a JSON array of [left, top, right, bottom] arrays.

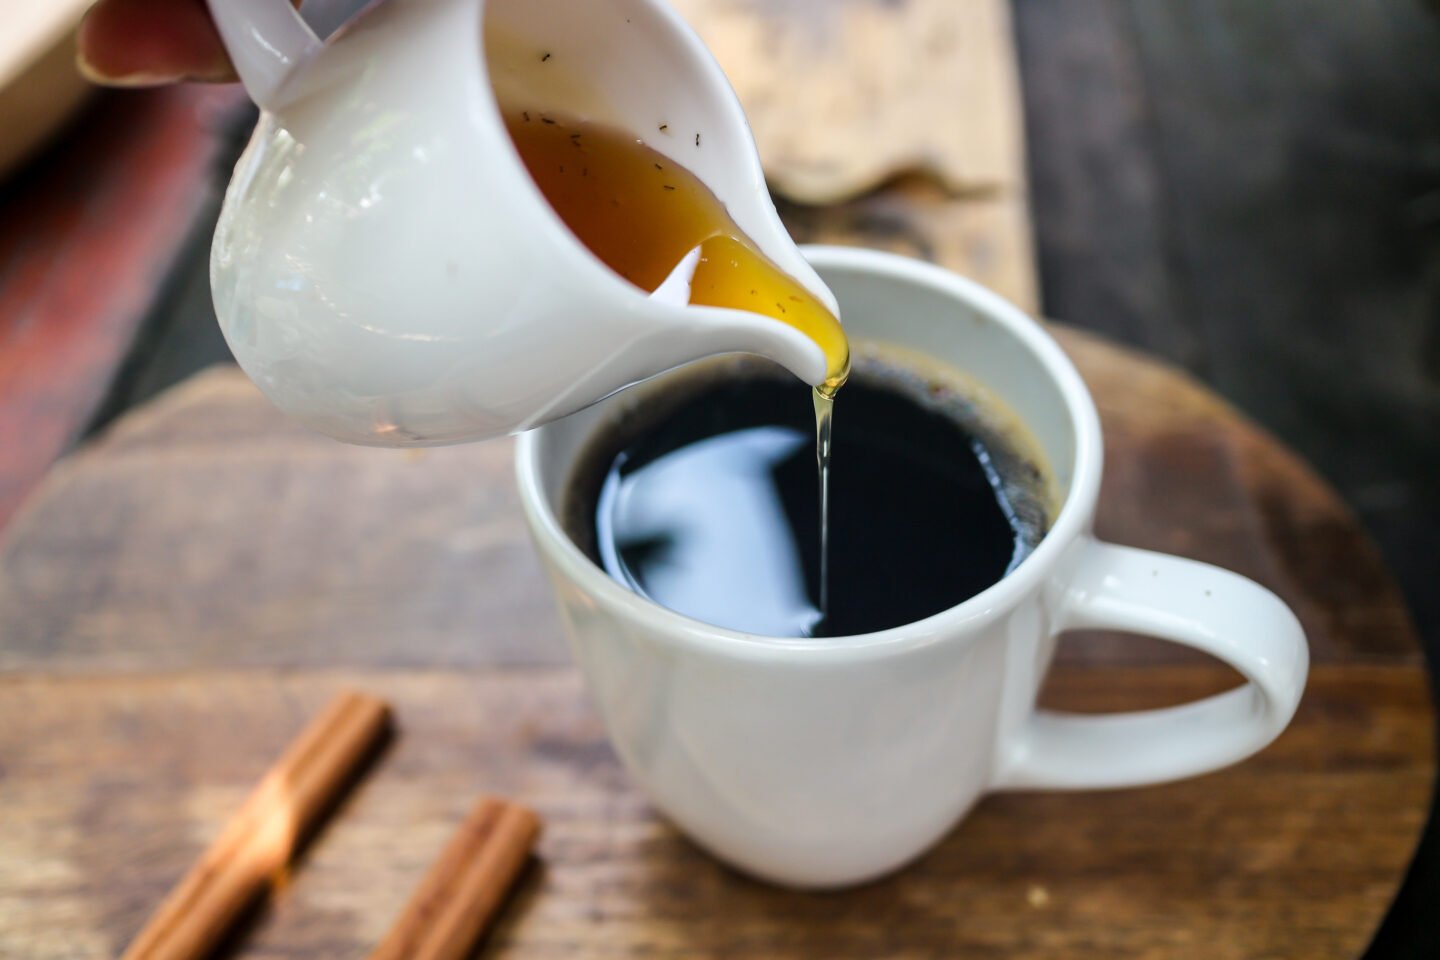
[[565, 350, 1056, 637]]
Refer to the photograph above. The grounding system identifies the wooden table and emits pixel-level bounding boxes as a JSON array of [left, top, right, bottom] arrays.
[[0, 2, 1431, 956], [0, 330, 1431, 959]]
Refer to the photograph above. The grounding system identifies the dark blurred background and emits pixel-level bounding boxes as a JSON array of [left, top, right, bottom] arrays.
[[1016, 0, 1440, 658]]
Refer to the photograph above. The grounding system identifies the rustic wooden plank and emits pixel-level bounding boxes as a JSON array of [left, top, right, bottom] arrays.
[[0, 666, 1427, 960], [671, 0, 1025, 204], [677, 0, 1039, 312], [0, 370, 562, 671]]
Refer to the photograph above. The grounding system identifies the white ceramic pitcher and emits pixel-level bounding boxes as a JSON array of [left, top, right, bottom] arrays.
[[206, 0, 834, 445]]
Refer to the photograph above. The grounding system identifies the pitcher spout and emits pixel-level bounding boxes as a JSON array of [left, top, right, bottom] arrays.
[[707, 309, 831, 388], [643, 248, 829, 387]]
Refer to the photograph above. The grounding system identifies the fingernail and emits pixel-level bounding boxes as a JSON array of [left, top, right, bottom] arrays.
[[75, 51, 180, 87], [75, 52, 234, 87]]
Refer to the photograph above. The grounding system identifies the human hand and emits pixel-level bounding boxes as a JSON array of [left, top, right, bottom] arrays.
[[77, 0, 299, 86]]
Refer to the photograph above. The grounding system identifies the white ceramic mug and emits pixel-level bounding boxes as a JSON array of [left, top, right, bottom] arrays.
[[516, 247, 1309, 888]]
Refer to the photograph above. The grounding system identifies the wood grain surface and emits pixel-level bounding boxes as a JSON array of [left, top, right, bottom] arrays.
[[0, 0, 1431, 956], [0, 333, 1431, 959], [669, 0, 1024, 204], [0, 667, 1428, 960]]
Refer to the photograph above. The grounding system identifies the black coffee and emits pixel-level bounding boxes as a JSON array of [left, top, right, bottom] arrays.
[[565, 358, 1052, 637]]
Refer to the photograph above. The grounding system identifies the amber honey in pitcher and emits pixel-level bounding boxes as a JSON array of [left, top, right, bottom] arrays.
[[503, 111, 850, 395]]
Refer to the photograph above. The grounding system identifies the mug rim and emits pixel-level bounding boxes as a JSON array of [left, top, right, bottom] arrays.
[[515, 245, 1104, 660]]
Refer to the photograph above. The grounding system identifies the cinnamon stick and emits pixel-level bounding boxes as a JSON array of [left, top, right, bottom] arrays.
[[122, 691, 391, 960], [369, 796, 541, 960]]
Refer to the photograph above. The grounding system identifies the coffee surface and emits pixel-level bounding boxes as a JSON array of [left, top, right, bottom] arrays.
[[568, 360, 1052, 637]]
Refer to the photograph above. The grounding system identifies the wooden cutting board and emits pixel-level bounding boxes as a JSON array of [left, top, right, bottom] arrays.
[[0, 331, 1430, 959]]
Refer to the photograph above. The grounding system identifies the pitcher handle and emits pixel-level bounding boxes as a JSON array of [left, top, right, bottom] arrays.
[[995, 539, 1309, 790], [205, 0, 322, 111]]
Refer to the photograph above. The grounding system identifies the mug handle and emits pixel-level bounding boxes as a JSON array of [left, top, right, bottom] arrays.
[[996, 539, 1309, 790]]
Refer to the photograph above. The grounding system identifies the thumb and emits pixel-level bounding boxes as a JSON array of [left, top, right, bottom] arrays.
[[77, 0, 302, 87]]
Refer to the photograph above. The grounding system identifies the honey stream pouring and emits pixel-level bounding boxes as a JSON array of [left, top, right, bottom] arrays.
[[205, 0, 846, 445]]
